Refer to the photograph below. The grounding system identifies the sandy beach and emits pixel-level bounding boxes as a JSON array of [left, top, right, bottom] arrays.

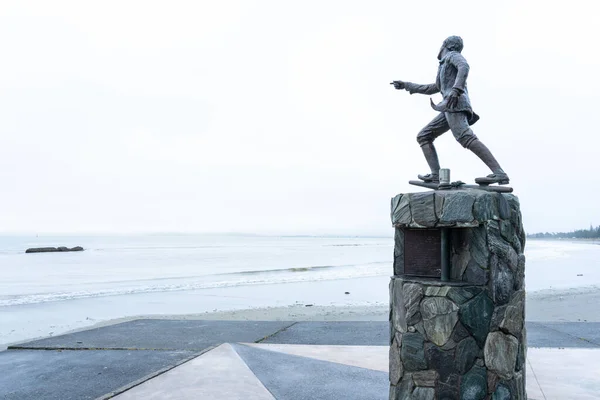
[[84, 284, 600, 328]]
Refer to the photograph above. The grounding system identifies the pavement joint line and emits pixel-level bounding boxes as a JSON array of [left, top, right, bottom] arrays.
[[94, 345, 217, 400], [527, 357, 547, 400], [254, 321, 298, 343], [533, 322, 600, 347], [7, 346, 198, 351]]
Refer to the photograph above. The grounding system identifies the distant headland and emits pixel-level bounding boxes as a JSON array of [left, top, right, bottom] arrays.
[[528, 225, 600, 239]]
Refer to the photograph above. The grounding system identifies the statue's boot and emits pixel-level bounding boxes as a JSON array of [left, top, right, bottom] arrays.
[[418, 143, 441, 183], [468, 139, 510, 184]]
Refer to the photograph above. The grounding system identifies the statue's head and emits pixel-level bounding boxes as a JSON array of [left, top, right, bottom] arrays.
[[438, 36, 463, 60]]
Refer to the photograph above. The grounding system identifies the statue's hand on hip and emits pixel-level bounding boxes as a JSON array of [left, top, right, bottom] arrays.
[[446, 88, 461, 109], [390, 80, 406, 90]]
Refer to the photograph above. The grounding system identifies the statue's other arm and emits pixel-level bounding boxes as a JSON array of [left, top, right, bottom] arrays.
[[447, 52, 469, 94]]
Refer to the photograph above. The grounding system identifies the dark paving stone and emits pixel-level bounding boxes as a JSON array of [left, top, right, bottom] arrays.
[[0, 349, 195, 400], [265, 321, 600, 348], [261, 321, 388, 345], [233, 343, 387, 400], [12, 319, 599, 351], [526, 322, 600, 348], [541, 322, 600, 346], [527, 322, 574, 348], [10, 320, 294, 350]]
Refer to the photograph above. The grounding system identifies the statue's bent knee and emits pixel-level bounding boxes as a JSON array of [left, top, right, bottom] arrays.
[[417, 132, 433, 147], [457, 129, 477, 148]]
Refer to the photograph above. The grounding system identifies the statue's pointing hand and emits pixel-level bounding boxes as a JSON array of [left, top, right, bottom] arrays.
[[390, 80, 406, 90]]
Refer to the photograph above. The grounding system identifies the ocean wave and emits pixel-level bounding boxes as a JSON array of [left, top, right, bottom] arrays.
[[0, 263, 389, 307], [41, 262, 390, 286], [232, 262, 387, 276]]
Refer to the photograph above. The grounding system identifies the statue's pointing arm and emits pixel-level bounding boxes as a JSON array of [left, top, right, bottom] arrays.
[[403, 82, 440, 95]]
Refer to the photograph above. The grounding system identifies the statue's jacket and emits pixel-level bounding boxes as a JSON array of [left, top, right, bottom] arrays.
[[404, 51, 479, 124]]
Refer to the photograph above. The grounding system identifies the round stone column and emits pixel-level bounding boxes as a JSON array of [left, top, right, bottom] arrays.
[[389, 189, 526, 400]]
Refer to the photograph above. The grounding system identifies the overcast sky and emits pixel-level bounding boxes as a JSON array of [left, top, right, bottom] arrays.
[[0, 0, 598, 235]]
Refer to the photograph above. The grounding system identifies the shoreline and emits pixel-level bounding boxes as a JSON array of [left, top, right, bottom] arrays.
[[83, 283, 600, 328], [4, 283, 598, 351]]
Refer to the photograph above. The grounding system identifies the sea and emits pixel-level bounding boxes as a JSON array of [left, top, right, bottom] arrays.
[[1, 234, 600, 348], [0, 235, 391, 307]]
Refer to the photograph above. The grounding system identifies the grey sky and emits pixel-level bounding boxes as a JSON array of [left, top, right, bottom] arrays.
[[0, 0, 598, 235]]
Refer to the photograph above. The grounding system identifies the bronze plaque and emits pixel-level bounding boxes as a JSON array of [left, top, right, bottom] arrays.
[[404, 229, 441, 278]]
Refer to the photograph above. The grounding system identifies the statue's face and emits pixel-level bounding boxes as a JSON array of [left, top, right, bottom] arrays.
[[437, 44, 448, 61]]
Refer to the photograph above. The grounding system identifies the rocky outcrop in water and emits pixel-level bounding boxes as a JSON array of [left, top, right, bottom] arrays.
[[25, 246, 84, 253]]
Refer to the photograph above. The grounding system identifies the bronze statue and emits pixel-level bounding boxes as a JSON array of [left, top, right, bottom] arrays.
[[392, 36, 509, 185]]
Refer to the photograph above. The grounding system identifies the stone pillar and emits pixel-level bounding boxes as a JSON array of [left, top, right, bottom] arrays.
[[389, 189, 526, 400]]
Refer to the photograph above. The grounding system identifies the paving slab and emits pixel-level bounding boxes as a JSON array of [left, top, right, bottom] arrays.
[[262, 321, 389, 345], [528, 348, 600, 400], [233, 343, 388, 400], [526, 358, 545, 400], [260, 321, 600, 347], [526, 321, 600, 348], [114, 344, 274, 400], [243, 343, 389, 372], [10, 320, 294, 350], [534, 321, 600, 347], [0, 348, 195, 400]]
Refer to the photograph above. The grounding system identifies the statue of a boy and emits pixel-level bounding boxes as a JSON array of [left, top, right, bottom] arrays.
[[392, 36, 509, 185]]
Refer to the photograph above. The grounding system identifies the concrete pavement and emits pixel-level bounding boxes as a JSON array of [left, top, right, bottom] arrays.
[[1, 320, 599, 399]]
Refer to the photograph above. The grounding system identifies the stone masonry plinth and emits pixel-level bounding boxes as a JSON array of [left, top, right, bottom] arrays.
[[389, 189, 526, 400]]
